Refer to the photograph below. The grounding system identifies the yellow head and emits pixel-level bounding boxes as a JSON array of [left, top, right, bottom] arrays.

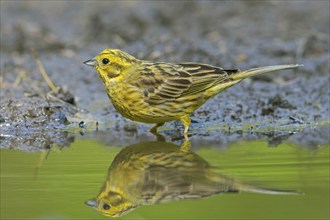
[[84, 49, 138, 82], [85, 190, 137, 217]]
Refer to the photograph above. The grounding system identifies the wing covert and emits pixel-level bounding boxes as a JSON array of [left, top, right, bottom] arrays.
[[132, 62, 239, 105]]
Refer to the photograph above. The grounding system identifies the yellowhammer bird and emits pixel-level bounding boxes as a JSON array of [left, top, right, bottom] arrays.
[[85, 141, 300, 217], [84, 49, 301, 135]]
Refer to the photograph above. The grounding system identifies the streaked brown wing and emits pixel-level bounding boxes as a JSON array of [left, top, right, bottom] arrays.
[[180, 63, 239, 96], [133, 62, 239, 105], [133, 62, 192, 105]]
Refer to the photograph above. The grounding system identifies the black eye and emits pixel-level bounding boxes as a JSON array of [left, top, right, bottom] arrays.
[[102, 58, 110, 65], [103, 204, 110, 210]]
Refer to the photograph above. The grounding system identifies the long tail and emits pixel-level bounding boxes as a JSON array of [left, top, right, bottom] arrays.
[[207, 64, 302, 97], [231, 64, 303, 80], [208, 171, 303, 196], [237, 184, 303, 195]]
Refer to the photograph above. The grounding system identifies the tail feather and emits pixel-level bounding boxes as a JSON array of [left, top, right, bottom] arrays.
[[239, 184, 303, 195], [206, 64, 302, 98], [231, 64, 303, 80]]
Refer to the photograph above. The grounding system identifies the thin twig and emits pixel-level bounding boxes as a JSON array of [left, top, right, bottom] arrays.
[[13, 70, 26, 87], [0, 70, 26, 88], [31, 48, 58, 93], [46, 92, 79, 112]]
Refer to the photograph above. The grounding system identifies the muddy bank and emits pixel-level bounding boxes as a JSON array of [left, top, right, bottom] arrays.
[[1, 1, 329, 150]]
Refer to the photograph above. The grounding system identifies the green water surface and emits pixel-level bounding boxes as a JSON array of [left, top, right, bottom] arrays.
[[1, 137, 329, 219]]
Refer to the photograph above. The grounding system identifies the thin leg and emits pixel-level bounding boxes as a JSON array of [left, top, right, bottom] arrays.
[[150, 122, 165, 133], [183, 133, 189, 141], [180, 139, 191, 152], [180, 115, 191, 136], [150, 122, 166, 141]]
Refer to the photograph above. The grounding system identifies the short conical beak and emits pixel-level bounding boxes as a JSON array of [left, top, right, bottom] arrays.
[[83, 59, 97, 67], [85, 198, 98, 209]]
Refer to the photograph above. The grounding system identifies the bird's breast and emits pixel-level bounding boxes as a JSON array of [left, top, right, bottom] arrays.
[[106, 82, 161, 123]]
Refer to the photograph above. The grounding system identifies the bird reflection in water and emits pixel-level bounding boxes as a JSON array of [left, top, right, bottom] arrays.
[[86, 141, 299, 217]]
